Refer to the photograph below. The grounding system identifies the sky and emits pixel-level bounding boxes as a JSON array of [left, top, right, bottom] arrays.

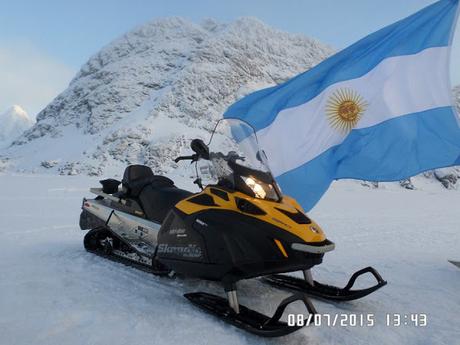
[[1, 0, 459, 117]]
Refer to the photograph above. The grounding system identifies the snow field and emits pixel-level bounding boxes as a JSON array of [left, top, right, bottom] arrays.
[[0, 174, 459, 345]]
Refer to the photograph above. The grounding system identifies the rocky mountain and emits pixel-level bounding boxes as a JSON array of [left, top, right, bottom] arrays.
[[0, 17, 459, 191], [0, 105, 34, 149], [2, 17, 332, 177]]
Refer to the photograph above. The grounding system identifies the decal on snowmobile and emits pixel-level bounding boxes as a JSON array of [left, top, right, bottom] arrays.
[[157, 243, 203, 258], [134, 226, 149, 236], [195, 219, 208, 227], [273, 239, 289, 258], [271, 217, 291, 229], [168, 228, 186, 235]]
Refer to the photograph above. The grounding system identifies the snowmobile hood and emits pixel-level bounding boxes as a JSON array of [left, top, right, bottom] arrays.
[[175, 186, 326, 244]]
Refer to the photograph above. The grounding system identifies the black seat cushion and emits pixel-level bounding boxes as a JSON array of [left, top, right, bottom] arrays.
[[121, 164, 190, 222], [122, 165, 174, 197], [139, 185, 192, 223]]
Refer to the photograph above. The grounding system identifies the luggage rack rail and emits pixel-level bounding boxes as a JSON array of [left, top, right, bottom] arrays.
[[90, 187, 127, 205]]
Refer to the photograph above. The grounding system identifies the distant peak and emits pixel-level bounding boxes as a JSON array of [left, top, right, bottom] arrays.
[[1, 105, 33, 123], [0, 105, 34, 147], [10, 105, 28, 115]]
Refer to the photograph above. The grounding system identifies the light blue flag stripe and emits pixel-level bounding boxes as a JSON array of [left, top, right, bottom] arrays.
[[223, 0, 460, 211], [276, 106, 460, 210], [224, 0, 459, 132]]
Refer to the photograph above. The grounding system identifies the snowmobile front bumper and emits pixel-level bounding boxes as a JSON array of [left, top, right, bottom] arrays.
[[291, 240, 335, 254]]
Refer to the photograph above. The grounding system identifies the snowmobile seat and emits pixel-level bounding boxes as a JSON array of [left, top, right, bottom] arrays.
[[122, 165, 174, 197], [121, 164, 192, 222], [139, 184, 193, 223]]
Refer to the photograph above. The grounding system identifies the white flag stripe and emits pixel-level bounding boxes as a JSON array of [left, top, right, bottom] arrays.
[[257, 47, 452, 177]]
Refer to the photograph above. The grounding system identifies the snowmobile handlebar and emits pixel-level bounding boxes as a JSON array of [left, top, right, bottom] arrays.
[[174, 154, 198, 163], [209, 151, 245, 162], [174, 151, 245, 164], [174, 139, 211, 163]]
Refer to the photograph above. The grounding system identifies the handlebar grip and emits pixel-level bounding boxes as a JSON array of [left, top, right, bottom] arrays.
[[174, 155, 196, 163]]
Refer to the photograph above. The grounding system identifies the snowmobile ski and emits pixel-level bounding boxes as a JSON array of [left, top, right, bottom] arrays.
[[448, 260, 460, 269], [264, 266, 387, 302], [185, 291, 316, 337]]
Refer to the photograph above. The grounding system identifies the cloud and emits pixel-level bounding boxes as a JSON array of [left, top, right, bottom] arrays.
[[0, 40, 75, 118]]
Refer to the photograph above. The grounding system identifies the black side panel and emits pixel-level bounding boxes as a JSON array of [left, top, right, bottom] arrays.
[[157, 208, 323, 283], [157, 210, 207, 262]]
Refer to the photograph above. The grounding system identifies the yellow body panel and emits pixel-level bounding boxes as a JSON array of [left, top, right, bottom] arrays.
[[175, 187, 326, 243]]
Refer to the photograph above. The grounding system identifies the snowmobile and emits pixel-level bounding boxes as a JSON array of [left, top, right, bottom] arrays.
[[79, 118, 386, 337]]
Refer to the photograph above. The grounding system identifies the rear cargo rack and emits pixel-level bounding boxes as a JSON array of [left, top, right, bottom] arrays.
[[90, 187, 127, 205]]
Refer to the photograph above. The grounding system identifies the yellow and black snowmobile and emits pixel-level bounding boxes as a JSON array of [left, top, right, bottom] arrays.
[[79, 118, 386, 337]]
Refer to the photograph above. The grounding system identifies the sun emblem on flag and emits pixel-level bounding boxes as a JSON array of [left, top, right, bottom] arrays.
[[326, 88, 368, 133]]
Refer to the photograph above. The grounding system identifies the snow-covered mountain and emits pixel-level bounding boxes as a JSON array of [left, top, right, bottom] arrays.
[[0, 105, 34, 149], [1, 17, 459, 190], [2, 17, 331, 177]]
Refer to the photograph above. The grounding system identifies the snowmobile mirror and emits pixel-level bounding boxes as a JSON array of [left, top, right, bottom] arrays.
[[256, 150, 268, 163], [191, 139, 210, 160]]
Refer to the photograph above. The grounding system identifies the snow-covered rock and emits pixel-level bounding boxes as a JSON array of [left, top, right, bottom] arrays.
[[433, 167, 459, 189], [3, 17, 332, 178], [0, 105, 34, 148], [399, 178, 415, 190]]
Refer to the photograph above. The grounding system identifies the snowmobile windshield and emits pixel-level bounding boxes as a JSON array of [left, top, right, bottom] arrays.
[[198, 118, 282, 202]]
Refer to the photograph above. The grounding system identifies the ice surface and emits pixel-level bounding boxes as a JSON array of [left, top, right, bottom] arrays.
[[0, 174, 458, 345]]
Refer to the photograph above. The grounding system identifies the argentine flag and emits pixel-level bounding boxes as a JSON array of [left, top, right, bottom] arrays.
[[225, 0, 460, 211]]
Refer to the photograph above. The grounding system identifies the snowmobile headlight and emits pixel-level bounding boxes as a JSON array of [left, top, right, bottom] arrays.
[[242, 176, 267, 199]]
